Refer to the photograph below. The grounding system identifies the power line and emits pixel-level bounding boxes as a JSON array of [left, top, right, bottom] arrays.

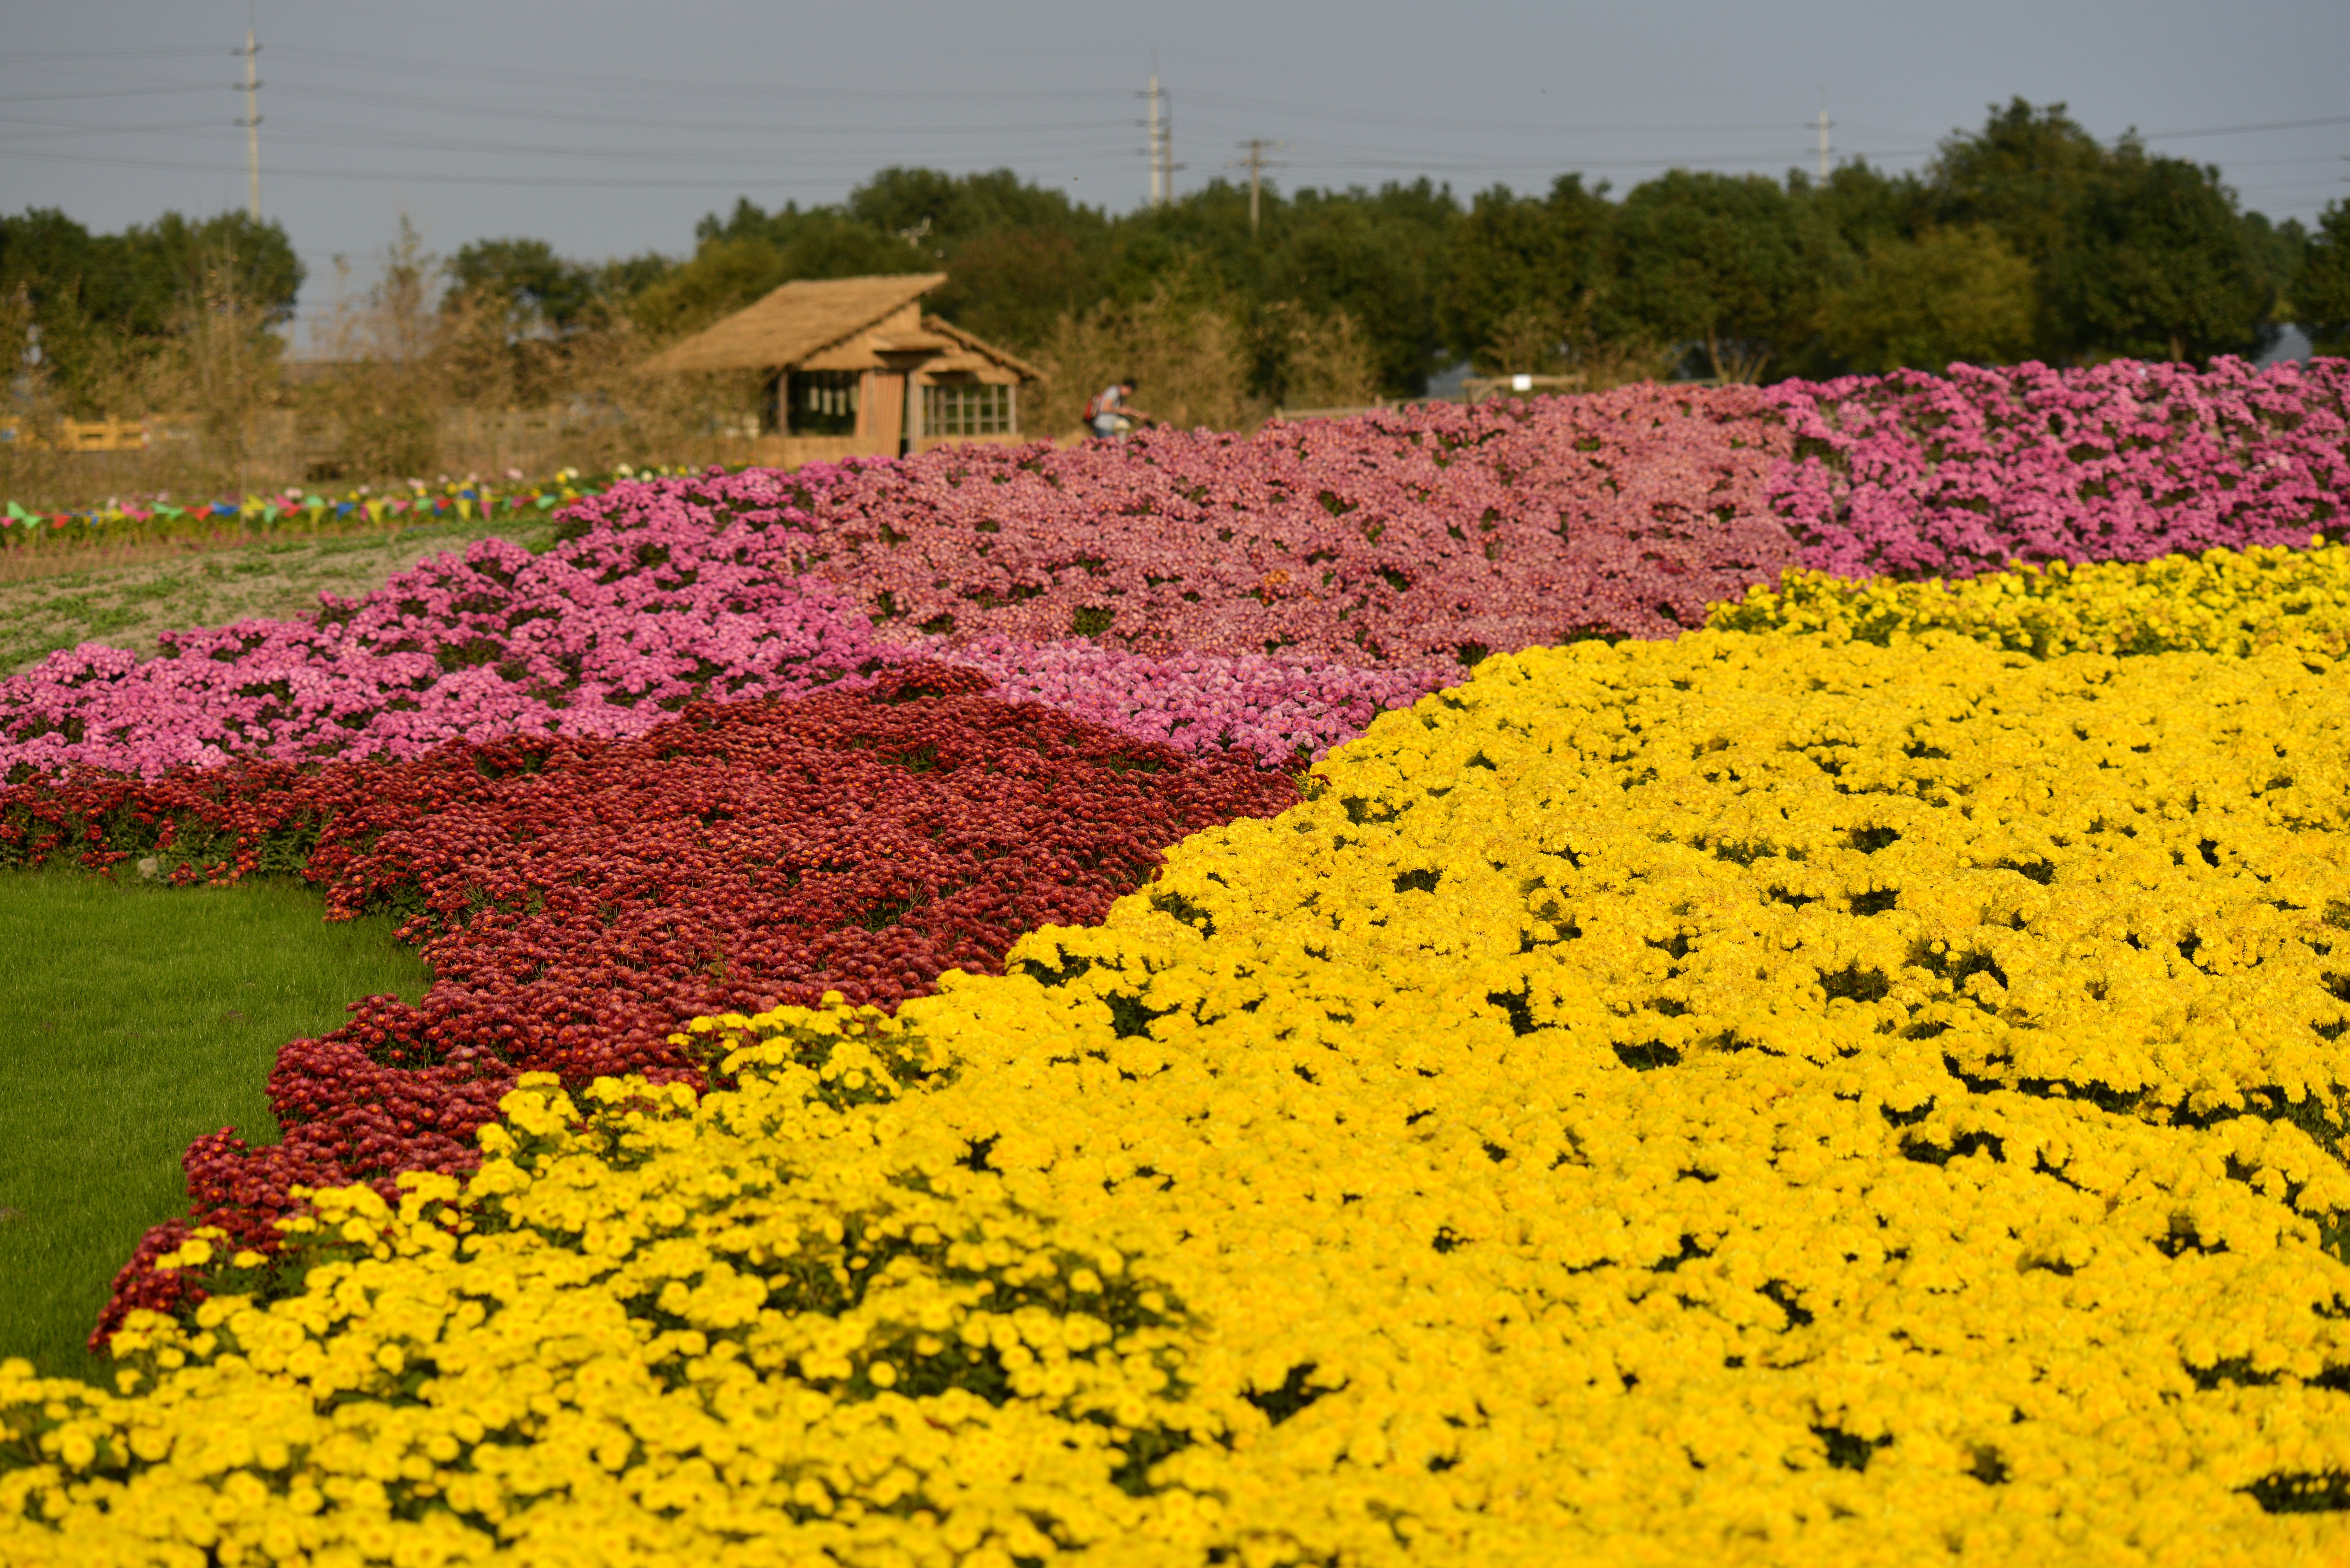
[[215, 118, 1135, 166], [2139, 113, 2350, 141], [0, 145, 1144, 187], [258, 86, 1135, 138], [1182, 90, 1807, 138], [1253, 134, 1935, 172], [264, 44, 1129, 103], [0, 47, 225, 62], [0, 116, 228, 138], [0, 85, 227, 103]]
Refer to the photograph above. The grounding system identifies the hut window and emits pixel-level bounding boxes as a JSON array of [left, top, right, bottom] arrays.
[[922, 382, 1013, 438], [787, 371, 860, 436]]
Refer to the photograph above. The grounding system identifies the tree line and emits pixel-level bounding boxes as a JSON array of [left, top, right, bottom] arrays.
[[7, 97, 2350, 424]]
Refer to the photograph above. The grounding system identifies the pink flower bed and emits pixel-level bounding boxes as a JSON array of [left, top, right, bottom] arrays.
[[2, 385, 1795, 778], [781, 381, 1797, 663], [10, 359, 2349, 782], [0, 473, 1433, 776], [1772, 357, 2350, 580], [0, 497, 899, 777]]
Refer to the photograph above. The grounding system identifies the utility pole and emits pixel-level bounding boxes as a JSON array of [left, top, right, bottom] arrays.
[[1229, 139, 1288, 237], [234, 4, 262, 220], [1138, 60, 1182, 208], [1146, 71, 1163, 206], [1814, 89, 1832, 182]]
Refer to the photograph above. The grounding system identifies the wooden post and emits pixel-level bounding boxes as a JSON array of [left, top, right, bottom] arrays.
[[860, 371, 906, 459]]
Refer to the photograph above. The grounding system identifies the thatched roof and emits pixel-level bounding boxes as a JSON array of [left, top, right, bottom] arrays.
[[922, 316, 1043, 382], [641, 273, 948, 373]]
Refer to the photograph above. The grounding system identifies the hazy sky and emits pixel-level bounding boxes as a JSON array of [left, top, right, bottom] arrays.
[[5, 0, 2346, 346]]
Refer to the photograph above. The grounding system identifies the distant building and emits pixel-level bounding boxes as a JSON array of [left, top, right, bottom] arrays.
[[641, 272, 1041, 464]]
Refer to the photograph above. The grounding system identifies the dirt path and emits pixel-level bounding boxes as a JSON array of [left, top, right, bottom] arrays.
[[0, 517, 557, 676]]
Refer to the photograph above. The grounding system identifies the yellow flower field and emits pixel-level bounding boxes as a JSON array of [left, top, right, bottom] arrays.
[[9, 549, 2350, 1565]]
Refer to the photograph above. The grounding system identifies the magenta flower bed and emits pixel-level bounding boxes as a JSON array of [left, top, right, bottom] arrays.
[[0, 511, 901, 777], [785, 381, 1798, 662], [8, 359, 2349, 781], [1772, 357, 2350, 580], [0, 483, 1435, 777]]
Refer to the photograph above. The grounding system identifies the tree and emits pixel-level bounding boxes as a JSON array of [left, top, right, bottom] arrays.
[[2294, 202, 2350, 357], [846, 166, 1095, 254], [625, 238, 793, 341], [123, 211, 303, 329], [1267, 181, 1455, 395], [924, 228, 1093, 351], [1436, 175, 1610, 370], [447, 237, 597, 334], [1928, 99, 2108, 270], [1803, 161, 1933, 255], [843, 168, 1115, 351], [2044, 146, 2278, 362], [0, 207, 301, 415], [323, 217, 443, 475], [1603, 170, 1832, 381], [1818, 225, 2036, 373], [627, 208, 928, 344]]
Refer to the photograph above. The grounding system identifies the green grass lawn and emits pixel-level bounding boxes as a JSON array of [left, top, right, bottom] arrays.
[[0, 867, 426, 1385]]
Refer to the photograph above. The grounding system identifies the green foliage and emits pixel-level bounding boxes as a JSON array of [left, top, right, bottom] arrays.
[[0, 207, 303, 415], [1603, 170, 1835, 381], [1436, 176, 1611, 372], [15, 92, 2321, 440], [624, 237, 789, 342], [1818, 225, 2037, 373], [1263, 181, 1455, 395], [446, 237, 600, 333], [1804, 161, 1935, 255], [847, 167, 1114, 352], [846, 165, 1096, 253], [926, 228, 1096, 353], [1927, 99, 2110, 271], [652, 170, 1459, 398], [1922, 100, 2283, 365], [694, 198, 936, 281], [2043, 148, 2279, 363], [0, 209, 302, 339], [2292, 202, 2350, 357], [578, 127, 2315, 396], [630, 206, 933, 341]]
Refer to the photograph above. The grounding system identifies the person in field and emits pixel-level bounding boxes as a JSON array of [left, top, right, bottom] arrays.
[[1084, 378, 1155, 441]]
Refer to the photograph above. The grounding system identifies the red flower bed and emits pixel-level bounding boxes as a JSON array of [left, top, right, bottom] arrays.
[[4, 667, 1297, 1341]]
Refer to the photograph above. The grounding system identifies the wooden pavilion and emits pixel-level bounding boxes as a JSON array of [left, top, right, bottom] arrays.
[[641, 273, 1042, 465]]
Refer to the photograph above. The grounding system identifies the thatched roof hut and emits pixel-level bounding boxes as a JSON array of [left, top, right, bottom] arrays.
[[642, 273, 1040, 461]]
